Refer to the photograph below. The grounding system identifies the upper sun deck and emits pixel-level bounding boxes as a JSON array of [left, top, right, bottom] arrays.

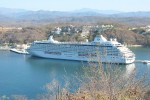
[[33, 35, 123, 47]]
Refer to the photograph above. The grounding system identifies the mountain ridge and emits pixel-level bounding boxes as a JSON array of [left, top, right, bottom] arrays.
[[1, 7, 150, 22]]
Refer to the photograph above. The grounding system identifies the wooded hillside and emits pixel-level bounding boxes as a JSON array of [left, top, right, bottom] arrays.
[[0, 21, 150, 46]]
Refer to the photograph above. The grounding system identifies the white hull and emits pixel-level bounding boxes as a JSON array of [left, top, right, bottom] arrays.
[[28, 50, 135, 64]]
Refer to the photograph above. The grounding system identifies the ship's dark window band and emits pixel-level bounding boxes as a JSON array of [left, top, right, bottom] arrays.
[[44, 51, 61, 55], [35, 43, 113, 47]]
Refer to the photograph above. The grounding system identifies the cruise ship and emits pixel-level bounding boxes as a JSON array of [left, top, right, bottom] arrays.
[[27, 35, 135, 64]]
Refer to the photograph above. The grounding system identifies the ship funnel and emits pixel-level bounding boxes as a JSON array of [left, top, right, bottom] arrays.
[[48, 36, 54, 41], [48, 36, 59, 43], [86, 39, 88, 42], [94, 35, 107, 43]]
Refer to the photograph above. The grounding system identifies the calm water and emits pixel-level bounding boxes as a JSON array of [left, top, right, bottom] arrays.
[[0, 47, 150, 98]]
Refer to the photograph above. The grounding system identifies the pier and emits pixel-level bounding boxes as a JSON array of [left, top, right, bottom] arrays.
[[0, 46, 10, 50], [134, 60, 150, 64]]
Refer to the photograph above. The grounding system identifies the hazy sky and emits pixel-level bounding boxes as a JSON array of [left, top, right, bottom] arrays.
[[0, 0, 149, 12]]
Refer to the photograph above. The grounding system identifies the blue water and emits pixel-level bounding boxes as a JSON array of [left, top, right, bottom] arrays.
[[130, 47, 150, 60], [0, 47, 150, 98]]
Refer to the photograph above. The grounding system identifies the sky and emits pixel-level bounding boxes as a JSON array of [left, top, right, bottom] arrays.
[[0, 0, 150, 12]]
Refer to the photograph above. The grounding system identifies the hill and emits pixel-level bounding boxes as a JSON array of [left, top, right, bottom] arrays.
[[1, 7, 150, 22]]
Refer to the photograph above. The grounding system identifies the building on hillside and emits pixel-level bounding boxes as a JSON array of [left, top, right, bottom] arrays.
[[80, 26, 90, 38]]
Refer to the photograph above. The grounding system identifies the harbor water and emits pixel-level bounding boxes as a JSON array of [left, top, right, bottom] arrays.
[[0, 47, 150, 98]]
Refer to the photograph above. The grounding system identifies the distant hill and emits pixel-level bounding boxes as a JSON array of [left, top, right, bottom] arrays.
[[0, 7, 150, 19], [73, 8, 122, 14], [0, 7, 27, 15], [0, 14, 13, 22], [113, 11, 150, 17], [1, 7, 150, 26]]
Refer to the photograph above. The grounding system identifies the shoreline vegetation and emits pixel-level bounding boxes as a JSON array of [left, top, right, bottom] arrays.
[[0, 23, 150, 47]]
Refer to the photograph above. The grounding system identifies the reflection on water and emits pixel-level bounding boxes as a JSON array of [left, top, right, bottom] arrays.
[[147, 64, 150, 67], [125, 63, 136, 77], [26, 57, 86, 87], [26, 56, 85, 74]]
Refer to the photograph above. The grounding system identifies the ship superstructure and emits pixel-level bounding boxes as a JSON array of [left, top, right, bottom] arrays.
[[27, 35, 135, 64]]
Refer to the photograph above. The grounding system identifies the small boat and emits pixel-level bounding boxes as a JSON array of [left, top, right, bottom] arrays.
[[143, 60, 150, 64], [10, 48, 29, 55]]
